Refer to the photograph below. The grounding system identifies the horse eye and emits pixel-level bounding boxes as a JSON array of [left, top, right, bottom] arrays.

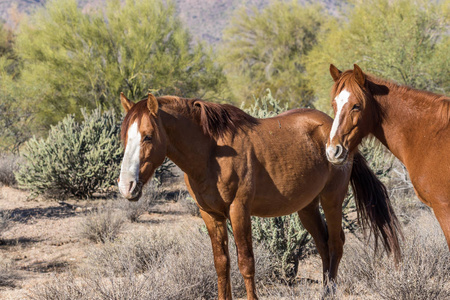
[[352, 104, 361, 111], [143, 135, 152, 142]]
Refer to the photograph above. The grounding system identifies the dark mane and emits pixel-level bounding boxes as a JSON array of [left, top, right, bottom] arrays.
[[120, 96, 259, 141], [193, 99, 259, 139]]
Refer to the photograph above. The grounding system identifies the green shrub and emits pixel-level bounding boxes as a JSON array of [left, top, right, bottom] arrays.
[[15, 107, 123, 198], [242, 89, 288, 119], [252, 215, 311, 281]]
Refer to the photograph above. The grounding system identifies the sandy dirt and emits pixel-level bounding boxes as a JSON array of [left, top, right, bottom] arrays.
[[0, 185, 203, 300]]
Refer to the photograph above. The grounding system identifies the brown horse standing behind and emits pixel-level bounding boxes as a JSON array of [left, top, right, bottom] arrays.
[[327, 64, 450, 250], [118, 93, 401, 299]]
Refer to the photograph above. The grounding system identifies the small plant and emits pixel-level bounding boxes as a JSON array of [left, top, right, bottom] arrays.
[[0, 153, 21, 186], [242, 89, 288, 119], [80, 208, 125, 243], [16, 107, 123, 199], [252, 215, 311, 281], [0, 210, 12, 239], [0, 258, 19, 288], [178, 194, 200, 217]]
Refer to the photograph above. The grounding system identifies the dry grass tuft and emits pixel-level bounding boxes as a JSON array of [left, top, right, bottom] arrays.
[[31, 221, 280, 299], [339, 211, 450, 299], [0, 210, 12, 238], [0, 258, 19, 288], [80, 208, 126, 243], [0, 153, 21, 187], [177, 193, 200, 217]]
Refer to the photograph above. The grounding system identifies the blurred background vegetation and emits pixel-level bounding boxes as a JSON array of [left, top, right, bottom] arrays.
[[0, 0, 448, 153], [0, 0, 448, 150], [0, 0, 448, 196]]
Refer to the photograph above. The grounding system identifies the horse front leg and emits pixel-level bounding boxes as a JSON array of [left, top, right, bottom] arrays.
[[229, 201, 258, 300], [200, 210, 232, 300]]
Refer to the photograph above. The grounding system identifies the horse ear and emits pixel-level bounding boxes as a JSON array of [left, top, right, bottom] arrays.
[[147, 93, 158, 117], [330, 64, 342, 82], [353, 64, 365, 86], [120, 92, 134, 113]]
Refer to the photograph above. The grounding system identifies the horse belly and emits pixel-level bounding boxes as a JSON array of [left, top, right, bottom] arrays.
[[250, 167, 329, 217]]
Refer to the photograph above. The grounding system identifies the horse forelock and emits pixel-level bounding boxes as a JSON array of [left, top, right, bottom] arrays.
[[332, 70, 368, 107], [193, 100, 259, 139], [120, 100, 149, 143]]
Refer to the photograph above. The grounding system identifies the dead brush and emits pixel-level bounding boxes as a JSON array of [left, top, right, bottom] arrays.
[[0, 153, 21, 187], [80, 207, 126, 243], [32, 222, 278, 299], [0, 257, 19, 288], [339, 211, 450, 299]]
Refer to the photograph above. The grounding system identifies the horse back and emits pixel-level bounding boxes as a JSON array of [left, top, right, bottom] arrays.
[[222, 108, 344, 217]]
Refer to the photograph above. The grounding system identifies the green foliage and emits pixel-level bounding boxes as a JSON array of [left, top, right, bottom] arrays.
[[219, 1, 326, 107], [252, 215, 311, 281], [305, 0, 450, 113], [14, 0, 226, 131], [15, 107, 123, 198], [242, 89, 288, 119], [0, 57, 33, 153], [0, 23, 32, 152]]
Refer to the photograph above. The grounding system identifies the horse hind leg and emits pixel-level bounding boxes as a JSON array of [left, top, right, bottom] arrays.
[[297, 198, 330, 283]]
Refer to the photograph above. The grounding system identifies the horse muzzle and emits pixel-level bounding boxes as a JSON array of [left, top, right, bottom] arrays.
[[326, 143, 349, 165], [118, 176, 143, 202]]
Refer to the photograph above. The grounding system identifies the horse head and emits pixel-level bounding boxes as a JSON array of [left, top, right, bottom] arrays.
[[326, 64, 380, 165], [118, 93, 167, 201]]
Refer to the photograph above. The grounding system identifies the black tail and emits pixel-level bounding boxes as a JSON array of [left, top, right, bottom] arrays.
[[351, 152, 402, 263]]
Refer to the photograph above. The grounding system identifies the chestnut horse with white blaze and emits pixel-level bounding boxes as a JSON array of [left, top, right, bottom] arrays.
[[327, 64, 450, 250], [118, 92, 401, 299]]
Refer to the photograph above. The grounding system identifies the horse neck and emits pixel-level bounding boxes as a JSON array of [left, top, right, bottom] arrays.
[[159, 106, 213, 180], [371, 84, 435, 163]]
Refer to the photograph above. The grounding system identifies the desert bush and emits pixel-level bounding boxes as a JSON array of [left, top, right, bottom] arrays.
[[339, 212, 450, 299], [177, 194, 200, 217], [0, 210, 12, 238], [117, 181, 160, 222], [0, 257, 19, 288], [16, 107, 123, 199], [0, 152, 21, 186], [80, 208, 126, 243], [32, 223, 277, 299], [153, 158, 178, 186], [242, 89, 288, 118], [29, 272, 89, 300], [252, 215, 311, 282]]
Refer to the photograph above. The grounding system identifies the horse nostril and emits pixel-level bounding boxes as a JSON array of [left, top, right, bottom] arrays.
[[128, 181, 136, 193], [335, 144, 343, 158]]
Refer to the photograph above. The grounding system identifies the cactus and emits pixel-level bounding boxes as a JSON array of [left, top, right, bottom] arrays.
[[16, 107, 123, 198]]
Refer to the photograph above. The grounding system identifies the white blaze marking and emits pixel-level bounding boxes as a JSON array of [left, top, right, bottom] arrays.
[[119, 122, 141, 187], [329, 89, 351, 141]]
